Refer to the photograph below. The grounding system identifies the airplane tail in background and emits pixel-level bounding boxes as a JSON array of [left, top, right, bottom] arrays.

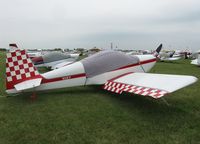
[[153, 44, 162, 57], [6, 48, 42, 94], [169, 51, 175, 58]]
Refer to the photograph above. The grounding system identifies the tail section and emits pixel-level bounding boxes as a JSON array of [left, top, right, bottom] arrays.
[[153, 44, 162, 57], [169, 51, 175, 58], [6, 48, 42, 94]]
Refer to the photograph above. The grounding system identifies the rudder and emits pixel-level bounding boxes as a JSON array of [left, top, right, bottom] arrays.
[[6, 49, 42, 93]]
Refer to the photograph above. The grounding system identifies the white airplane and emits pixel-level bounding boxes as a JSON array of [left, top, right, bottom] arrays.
[[5, 45, 197, 100], [51, 61, 74, 69], [126, 51, 142, 55], [191, 53, 200, 66], [159, 51, 182, 61], [27, 51, 43, 59], [126, 44, 162, 56], [9, 43, 43, 59], [191, 50, 200, 58], [32, 52, 79, 69], [51, 53, 80, 69]]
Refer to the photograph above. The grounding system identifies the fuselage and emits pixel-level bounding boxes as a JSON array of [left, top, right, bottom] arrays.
[[6, 51, 156, 94], [38, 55, 156, 92]]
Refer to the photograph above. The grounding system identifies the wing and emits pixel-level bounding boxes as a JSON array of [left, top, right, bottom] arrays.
[[103, 72, 197, 99]]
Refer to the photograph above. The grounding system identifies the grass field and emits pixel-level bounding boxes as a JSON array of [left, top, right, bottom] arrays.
[[0, 51, 200, 144]]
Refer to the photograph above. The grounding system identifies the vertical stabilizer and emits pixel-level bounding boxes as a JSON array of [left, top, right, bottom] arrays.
[[6, 48, 42, 93], [153, 44, 162, 57]]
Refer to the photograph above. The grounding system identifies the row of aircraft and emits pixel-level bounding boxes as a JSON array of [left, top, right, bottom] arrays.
[[9, 44, 79, 70], [158, 51, 182, 61], [32, 52, 79, 69], [5, 43, 198, 100], [126, 45, 187, 62]]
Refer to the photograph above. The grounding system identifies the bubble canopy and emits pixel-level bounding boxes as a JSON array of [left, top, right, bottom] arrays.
[[81, 50, 139, 78]]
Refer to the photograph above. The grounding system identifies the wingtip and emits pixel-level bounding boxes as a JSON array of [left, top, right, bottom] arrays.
[[191, 76, 198, 83]]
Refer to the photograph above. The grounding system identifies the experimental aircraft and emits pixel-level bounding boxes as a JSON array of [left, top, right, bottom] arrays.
[[9, 43, 78, 69], [158, 51, 182, 61], [9, 43, 42, 59], [32, 52, 79, 69], [27, 51, 43, 59], [191, 52, 200, 66], [5, 44, 197, 99], [126, 44, 162, 56]]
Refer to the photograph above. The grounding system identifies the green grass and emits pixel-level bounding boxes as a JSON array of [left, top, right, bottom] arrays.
[[0, 51, 6, 96], [0, 54, 200, 144]]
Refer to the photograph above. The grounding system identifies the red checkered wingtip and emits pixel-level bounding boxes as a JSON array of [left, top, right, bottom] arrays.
[[103, 81, 168, 99]]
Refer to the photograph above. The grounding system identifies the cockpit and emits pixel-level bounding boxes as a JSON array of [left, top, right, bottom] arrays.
[[81, 50, 139, 78]]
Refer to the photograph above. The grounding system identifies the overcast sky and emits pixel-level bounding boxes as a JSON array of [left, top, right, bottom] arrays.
[[0, 0, 200, 50]]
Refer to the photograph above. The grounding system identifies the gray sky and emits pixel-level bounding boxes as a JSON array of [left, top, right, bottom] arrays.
[[0, 0, 200, 50]]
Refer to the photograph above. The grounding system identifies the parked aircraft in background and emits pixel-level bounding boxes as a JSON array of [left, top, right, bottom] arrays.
[[158, 50, 182, 61], [191, 51, 200, 66], [32, 52, 79, 69], [125, 44, 162, 56], [126, 44, 162, 56], [27, 48, 44, 59], [8, 43, 79, 69], [126, 50, 141, 55], [5, 44, 197, 100], [27, 51, 43, 59], [191, 50, 200, 59], [9, 43, 44, 59]]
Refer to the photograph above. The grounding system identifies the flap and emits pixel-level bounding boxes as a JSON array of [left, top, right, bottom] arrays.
[[104, 72, 197, 98], [14, 78, 42, 91]]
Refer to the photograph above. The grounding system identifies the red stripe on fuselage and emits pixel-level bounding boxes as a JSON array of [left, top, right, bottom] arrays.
[[41, 73, 86, 84], [114, 58, 156, 71], [140, 58, 156, 64]]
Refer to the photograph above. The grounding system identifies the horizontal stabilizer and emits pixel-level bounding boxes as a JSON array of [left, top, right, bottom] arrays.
[[103, 73, 197, 98], [14, 78, 42, 91], [153, 43, 162, 57]]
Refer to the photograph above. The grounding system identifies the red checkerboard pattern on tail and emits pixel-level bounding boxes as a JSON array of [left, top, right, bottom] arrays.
[[6, 49, 41, 89], [103, 81, 168, 99]]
